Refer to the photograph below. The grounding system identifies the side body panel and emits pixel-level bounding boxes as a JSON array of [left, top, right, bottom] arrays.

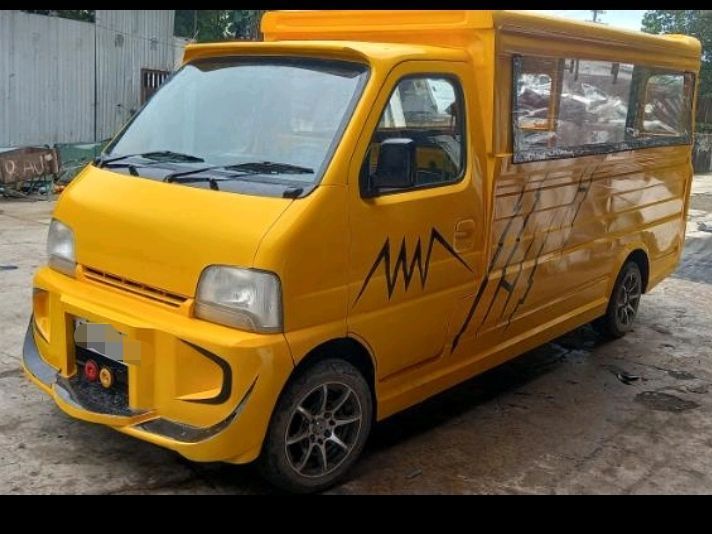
[[449, 147, 691, 363], [358, 24, 697, 420]]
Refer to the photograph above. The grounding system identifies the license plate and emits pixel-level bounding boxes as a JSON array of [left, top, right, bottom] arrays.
[[73, 318, 127, 366]]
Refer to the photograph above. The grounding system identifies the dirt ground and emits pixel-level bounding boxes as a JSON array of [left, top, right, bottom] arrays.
[[2, 176, 712, 494]]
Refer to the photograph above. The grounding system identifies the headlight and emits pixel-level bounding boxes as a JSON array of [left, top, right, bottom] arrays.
[[195, 266, 282, 333], [47, 219, 76, 277]]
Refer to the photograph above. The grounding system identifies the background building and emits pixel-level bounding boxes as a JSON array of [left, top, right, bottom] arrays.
[[0, 10, 190, 147]]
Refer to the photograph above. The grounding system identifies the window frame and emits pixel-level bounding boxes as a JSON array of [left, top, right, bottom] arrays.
[[511, 54, 696, 164], [359, 72, 468, 198]]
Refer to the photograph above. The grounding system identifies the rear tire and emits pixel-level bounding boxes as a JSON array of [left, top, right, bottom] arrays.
[[594, 261, 643, 339], [258, 359, 373, 494]]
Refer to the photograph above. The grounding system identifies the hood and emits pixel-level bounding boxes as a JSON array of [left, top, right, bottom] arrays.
[[54, 167, 293, 297]]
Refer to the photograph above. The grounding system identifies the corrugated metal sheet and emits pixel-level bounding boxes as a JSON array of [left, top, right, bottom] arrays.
[[0, 10, 182, 147], [0, 11, 96, 146], [95, 10, 177, 140]]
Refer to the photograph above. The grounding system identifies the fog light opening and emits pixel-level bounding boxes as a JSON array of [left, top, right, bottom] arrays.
[[84, 359, 99, 382], [32, 288, 51, 342], [99, 367, 113, 389]]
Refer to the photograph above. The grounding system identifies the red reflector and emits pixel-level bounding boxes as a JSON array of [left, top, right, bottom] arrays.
[[84, 359, 99, 381]]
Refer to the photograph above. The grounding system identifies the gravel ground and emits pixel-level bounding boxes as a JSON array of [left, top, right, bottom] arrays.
[[2, 175, 712, 494]]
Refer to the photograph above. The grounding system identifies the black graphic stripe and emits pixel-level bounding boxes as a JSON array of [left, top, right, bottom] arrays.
[[488, 186, 527, 271], [354, 228, 471, 306], [497, 187, 543, 322], [180, 340, 232, 405], [353, 241, 390, 305], [480, 185, 544, 328], [500, 232, 538, 326], [478, 274, 506, 330], [451, 275, 490, 352], [504, 166, 594, 330], [453, 161, 598, 349], [505, 238, 547, 330], [451, 186, 527, 350]]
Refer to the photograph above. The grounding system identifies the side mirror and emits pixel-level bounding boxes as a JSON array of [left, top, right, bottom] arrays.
[[364, 138, 416, 197]]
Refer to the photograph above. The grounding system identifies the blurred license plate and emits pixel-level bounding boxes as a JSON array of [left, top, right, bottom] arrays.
[[73, 318, 127, 365]]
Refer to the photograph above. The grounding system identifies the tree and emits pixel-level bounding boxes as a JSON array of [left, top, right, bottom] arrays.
[[589, 10, 607, 24], [232, 10, 266, 40], [174, 10, 266, 42], [22, 10, 95, 23], [642, 10, 712, 98]]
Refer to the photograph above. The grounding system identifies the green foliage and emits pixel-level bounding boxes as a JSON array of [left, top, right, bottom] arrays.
[[232, 10, 266, 40], [22, 10, 96, 23], [642, 10, 712, 97], [24, 9, 267, 43], [174, 10, 266, 42]]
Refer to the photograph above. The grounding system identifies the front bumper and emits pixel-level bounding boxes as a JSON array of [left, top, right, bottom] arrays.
[[23, 266, 295, 464]]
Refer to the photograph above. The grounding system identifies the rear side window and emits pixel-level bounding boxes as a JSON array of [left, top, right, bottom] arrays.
[[361, 75, 465, 193], [512, 55, 694, 163], [638, 73, 692, 138]]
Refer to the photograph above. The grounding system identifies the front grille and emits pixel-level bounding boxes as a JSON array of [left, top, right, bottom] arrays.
[[83, 267, 188, 308]]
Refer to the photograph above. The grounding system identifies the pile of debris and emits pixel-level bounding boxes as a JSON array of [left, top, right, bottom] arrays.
[[0, 141, 106, 200], [0, 146, 61, 199]]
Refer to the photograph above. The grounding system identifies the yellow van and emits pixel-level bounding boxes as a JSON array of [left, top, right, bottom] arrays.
[[23, 10, 701, 492]]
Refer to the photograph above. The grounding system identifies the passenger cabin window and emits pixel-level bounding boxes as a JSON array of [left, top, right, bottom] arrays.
[[638, 73, 692, 138], [512, 55, 694, 163], [361, 76, 465, 196]]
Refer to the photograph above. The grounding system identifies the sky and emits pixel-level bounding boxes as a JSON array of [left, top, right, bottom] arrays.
[[539, 10, 647, 32]]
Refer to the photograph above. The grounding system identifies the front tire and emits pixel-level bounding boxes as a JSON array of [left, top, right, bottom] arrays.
[[594, 261, 643, 339], [259, 359, 373, 493]]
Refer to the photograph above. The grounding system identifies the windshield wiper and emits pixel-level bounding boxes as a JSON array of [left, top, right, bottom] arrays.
[[162, 165, 250, 183], [167, 176, 222, 191], [141, 150, 205, 163], [95, 150, 204, 168], [163, 160, 313, 183], [165, 174, 306, 198], [223, 161, 314, 175]]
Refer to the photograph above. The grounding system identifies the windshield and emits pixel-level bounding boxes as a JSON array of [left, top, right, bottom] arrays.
[[104, 57, 369, 190]]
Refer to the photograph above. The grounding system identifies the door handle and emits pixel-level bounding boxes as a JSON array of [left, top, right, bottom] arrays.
[[455, 226, 474, 238], [454, 219, 476, 252]]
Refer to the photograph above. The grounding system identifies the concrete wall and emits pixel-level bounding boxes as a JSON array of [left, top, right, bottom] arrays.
[[0, 10, 185, 147]]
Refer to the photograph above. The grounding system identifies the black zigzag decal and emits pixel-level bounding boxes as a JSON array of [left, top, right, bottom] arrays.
[[353, 228, 472, 305]]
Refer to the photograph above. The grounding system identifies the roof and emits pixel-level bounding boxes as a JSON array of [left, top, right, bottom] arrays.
[[495, 10, 700, 59], [182, 11, 701, 73], [260, 10, 701, 61], [182, 40, 469, 66]]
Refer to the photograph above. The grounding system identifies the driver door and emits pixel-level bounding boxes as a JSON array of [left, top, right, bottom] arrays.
[[347, 61, 484, 380]]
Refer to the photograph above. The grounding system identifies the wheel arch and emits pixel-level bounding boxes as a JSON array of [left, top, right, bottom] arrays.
[[626, 249, 650, 294], [608, 246, 650, 298], [263, 337, 378, 446], [290, 337, 377, 399]]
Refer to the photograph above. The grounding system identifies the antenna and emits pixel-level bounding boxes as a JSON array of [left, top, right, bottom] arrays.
[[589, 10, 607, 24]]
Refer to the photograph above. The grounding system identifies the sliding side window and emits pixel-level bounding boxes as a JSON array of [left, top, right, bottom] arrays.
[[513, 56, 696, 163], [513, 56, 634, 162], [632, 71, 694, 141]]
